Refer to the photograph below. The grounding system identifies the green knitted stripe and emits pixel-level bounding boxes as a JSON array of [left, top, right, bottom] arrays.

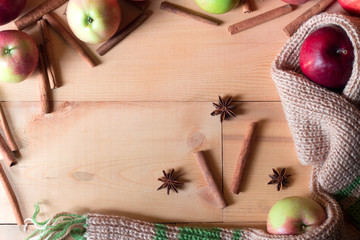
[[334, 175, 360, 201], [346, 198, 360, 228], [178, 227, 222, 240], [25, 204, 87, 240], [154, 224, 168, 240], [232, 229, 243, 240]]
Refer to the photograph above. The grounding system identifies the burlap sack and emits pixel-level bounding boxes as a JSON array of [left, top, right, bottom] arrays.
[[27, 13, 360, 240]]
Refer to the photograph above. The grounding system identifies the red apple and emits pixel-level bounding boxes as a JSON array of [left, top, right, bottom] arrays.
[[338, 0, 360, 16], [281, 0, 310, 5], [299, 26, 354, 89], [0, 30, 38, 83], [0, 0, 26, 26], [267, 196, 326, 235]]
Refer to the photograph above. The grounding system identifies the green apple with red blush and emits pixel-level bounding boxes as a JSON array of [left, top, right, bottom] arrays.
[[0, 30, 38, 83], [195, 0, 240, 14], [67, 0, 122, 44], [267, 196, 326, 235]]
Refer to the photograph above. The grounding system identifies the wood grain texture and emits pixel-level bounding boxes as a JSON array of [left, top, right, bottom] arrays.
[[222, 102, 312, 223], [0, 0, 331, 237], [0, 226, 28, 240], [0, 0, 316, 102], [0, 102, 312, 228], [0, 102, 222, 225]]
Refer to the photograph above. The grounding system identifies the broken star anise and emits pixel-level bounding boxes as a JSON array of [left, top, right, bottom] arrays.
[[268, 168, 291, 191], [157, 169, 183, 195], [211, 96, 236, 122]]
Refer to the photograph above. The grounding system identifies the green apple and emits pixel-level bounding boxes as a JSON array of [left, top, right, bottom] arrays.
[[67, 0, 121, 44], [0, 30, 38, 83], [195, 0, 240, 14], [267, 196, 326, 235]]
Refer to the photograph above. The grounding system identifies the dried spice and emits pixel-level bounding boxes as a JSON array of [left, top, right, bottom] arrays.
[[268, 168, 291, 191], [211, 96, 236, 122], [157, 169, 183, 195]]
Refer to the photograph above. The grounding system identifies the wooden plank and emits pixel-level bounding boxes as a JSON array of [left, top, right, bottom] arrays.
[[222, 102, 312, 223], [0, 225, 73, 240], [0, 0, 316, 102], [0, 225, 29, 240], [0, 102, 222, 224]]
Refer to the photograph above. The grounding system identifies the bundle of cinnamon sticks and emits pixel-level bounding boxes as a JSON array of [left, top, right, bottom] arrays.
[[158, 0, 335, 36], [0, 104, 23, 226], [192, 122, 258, 209], [13, 0, 150, 113], [228, 0, 336, 35]]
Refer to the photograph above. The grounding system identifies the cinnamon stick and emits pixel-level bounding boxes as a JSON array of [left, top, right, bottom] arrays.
[[242, 0, 252, 13], [43, 13, 97, 67], [193, 151, 227, 209], [38, 44, 52, 114], [284, 0, 335, 37], [97, 12, 149, 56], [126, 0, 149, 11], [230, 122, 257, 194], [39, 19, 58, 89], [15, 0, 68, 30], [160, 1, 221, 26], [0, 162, 23, 226], [0, 133, 16, 167], [0, 104, 19, 153], [228, 4, 293, 35]]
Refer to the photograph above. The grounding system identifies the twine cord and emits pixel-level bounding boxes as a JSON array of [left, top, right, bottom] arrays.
[[25, 204, 87, 240]]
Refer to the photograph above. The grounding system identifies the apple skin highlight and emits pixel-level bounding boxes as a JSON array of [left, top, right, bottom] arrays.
[[299, 26, 354, 90], [338, 0, 360, 16], [67, 0, 121, 44]]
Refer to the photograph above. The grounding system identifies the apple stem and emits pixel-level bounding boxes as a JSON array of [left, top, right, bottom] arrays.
[[87, 16, 94, 24], [336, 49, 348, 55], [2, 48, 13, 55], [301, 224, 307, 232]]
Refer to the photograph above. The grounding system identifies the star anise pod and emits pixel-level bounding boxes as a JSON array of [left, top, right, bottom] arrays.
[[157, 169, 183, 195], [211, 96, 236, 122], [268, 168, 291, 191]]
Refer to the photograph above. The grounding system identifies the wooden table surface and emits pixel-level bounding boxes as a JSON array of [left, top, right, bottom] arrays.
[[0, 0, 343, 238]]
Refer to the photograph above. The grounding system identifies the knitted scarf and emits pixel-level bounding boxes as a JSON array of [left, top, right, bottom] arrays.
[[26, 13, 360, 240]]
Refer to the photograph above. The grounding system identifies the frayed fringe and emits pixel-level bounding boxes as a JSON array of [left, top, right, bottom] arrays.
[[25, 204, 87, 240]]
